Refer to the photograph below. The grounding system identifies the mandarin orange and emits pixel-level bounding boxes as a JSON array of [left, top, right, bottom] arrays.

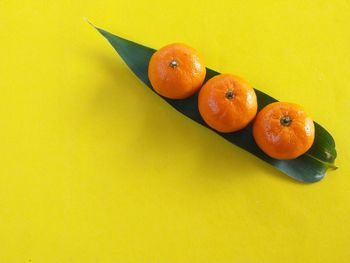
[[148, 43, 206, 99], [252, 102, 315, 160], [198, 74, 257, 133]]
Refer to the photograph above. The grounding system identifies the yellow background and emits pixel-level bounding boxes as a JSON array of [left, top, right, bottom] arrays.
[[1, 0, 349, 262]]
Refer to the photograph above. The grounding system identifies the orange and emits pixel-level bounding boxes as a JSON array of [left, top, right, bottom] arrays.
[[198, 74, 258, 133], [148, 43, 206, 99], [252, 102, 315, 160]]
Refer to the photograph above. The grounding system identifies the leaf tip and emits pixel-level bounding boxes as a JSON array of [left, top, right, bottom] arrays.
[[84, 17, 97, 29], [330, 164, 338, 170]]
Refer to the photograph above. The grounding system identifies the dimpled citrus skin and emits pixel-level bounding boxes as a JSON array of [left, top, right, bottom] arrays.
[[252, 102, 315, 160], [198, 74, 258, 133], [148, 43, 206, 99]]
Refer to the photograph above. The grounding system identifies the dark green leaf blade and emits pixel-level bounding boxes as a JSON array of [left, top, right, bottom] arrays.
[[94, 26, 337, 183]]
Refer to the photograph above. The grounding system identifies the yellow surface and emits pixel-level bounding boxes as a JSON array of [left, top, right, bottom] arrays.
[[1, 0, 349, 262]]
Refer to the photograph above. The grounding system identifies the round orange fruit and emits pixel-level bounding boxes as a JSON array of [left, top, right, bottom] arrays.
[[252, 102, 315, 160], [148, 43, 206, 99], [198, 74, 258, 133]]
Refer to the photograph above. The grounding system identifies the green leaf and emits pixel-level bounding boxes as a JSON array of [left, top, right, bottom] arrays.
[[93, 25, 337, 183]]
